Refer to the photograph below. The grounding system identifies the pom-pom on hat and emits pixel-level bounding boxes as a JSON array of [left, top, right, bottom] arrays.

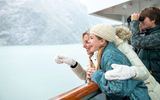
[[115, 26, 132, 41], [90, 24, 116, 42]]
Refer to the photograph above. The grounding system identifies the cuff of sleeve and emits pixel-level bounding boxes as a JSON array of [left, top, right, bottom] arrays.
[[70, 61, 78, 68], [133, 66, 149, 81], [131, 66, 136, 78]]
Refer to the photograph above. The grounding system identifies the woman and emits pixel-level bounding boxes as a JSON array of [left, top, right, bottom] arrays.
[[105, 26, 160, 100], [89, 24, 150, 99], [55, 32, 96, 80]]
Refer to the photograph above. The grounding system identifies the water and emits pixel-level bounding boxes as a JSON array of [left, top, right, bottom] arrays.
[[0, 44, 88, 100]]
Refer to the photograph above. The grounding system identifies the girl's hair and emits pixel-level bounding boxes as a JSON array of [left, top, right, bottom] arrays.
[[95, 35, 103, 40], [82, 32, 89, 37], [82, 31, 89, 40], [115, 26, 132, 41], [140, 7, 160, 25]]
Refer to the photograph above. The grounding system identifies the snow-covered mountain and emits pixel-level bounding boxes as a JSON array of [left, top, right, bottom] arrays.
[[0, 0, 120, 45]]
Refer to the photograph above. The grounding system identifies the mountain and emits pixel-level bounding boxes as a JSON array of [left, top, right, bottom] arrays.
[[0, 0, 120, 45]]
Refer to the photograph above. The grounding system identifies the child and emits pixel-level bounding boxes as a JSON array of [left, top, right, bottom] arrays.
[[105, 26, 160, 100]]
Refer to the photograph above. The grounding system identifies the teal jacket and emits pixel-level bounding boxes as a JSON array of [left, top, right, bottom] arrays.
[[91, 43, 150, 100], [130, 21, 160, 83]]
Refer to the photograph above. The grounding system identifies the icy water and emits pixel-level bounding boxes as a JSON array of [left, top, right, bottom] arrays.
[[0, 44, 88, 100]]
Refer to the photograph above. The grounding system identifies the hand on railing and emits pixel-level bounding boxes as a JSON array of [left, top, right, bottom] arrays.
[[86, 67, 96, 81]]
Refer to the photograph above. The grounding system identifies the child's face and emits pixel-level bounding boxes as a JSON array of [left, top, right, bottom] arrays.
[[88, 34, 102, 53]]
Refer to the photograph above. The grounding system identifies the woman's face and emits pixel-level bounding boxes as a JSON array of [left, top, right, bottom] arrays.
[[82, 34, 92, 55], [88, 34, 103, 53], [140, 17, 156, 30]]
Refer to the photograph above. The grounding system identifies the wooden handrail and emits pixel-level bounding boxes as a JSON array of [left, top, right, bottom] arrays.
[[49, 82, 99, 100]]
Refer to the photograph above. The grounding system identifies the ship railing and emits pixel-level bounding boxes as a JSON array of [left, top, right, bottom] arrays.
[[49, 82, 105, 100]]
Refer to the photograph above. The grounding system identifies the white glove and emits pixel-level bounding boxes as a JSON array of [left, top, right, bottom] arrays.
[[105, 64, 136, 80], [54, 55, 76, 66]]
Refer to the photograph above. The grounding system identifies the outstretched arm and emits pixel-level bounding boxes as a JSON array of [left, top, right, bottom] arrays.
[[54, 55, 86, 80]]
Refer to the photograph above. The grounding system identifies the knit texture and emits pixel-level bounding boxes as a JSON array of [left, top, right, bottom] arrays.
[[90, 24, 116, 42]]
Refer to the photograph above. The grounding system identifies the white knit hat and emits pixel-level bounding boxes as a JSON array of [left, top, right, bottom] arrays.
[[90, 24, 116, 42]]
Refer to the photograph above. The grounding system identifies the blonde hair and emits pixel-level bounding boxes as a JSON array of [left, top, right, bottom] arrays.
[[115, 26, 132, 41]]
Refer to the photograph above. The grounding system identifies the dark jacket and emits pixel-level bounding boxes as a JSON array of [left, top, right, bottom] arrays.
[[91, 43, 150, 100], [130, 21, 160, 83]]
